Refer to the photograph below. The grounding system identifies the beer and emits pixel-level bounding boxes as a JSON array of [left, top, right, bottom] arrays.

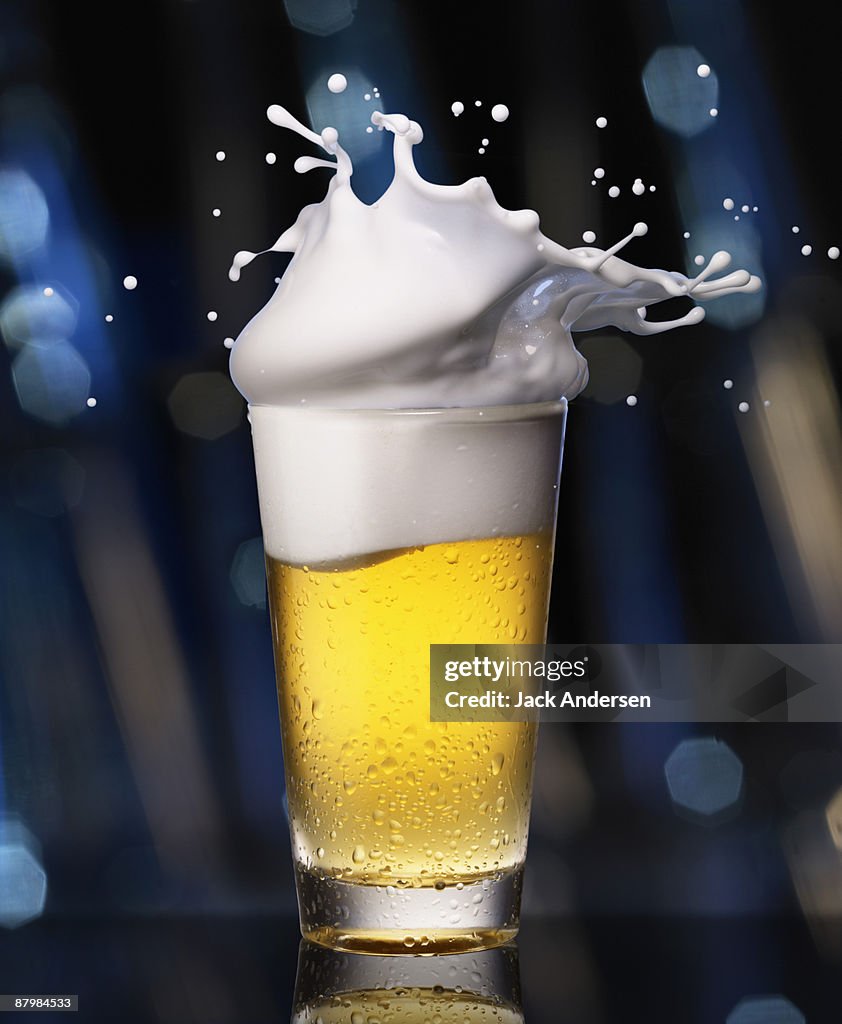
[[267, 532, 552, 888], [294, 989, 523, 1024]]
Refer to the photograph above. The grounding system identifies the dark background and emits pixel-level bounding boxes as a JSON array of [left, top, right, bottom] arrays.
[[1, 0, 842, 1020]]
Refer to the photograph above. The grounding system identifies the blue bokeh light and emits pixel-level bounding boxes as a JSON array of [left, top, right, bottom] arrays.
[[0, 283, 78, 349], [230, 537, 267, 610], [643, 46, 720, 138], [0, 820, 47, 929], [283, 0, 357, 37], [12, 339, 91, 425], [0, 168, 49, 265], [665, 737, 744, 820], [727, 995, 805, 1024]]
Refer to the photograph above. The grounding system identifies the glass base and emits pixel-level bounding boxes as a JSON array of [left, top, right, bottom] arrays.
[[296, 864, 523, 955]]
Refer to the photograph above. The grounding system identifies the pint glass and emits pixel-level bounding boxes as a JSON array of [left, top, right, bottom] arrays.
[[249, 400, 567, 953]]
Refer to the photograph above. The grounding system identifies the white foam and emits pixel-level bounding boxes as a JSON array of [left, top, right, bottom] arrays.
[[229, 104, 762, 562], [250, 402, 566, 564]]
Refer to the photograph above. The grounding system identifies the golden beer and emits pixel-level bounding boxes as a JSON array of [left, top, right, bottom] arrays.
[[267, 532, 553, 951]]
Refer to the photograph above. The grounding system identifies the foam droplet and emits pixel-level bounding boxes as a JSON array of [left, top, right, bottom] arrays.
[[105, 314, 113, 322], [710, 107, 719, 117], [596, 116, 608, 128], [594, 167, 605, 179], [801, 244, 812, 256], [474, 100, 482, 107], [738, 401, 750, 413], [683, 231, 691, 239], [723, 379, 734, 389], [697, 64, 711, 78], [723, 198, 734, 211], [741, 205, 749, 213], [451, 101, 464, 117], [792, 225, 800, 234], [828, 246, 840, 260], [86, 397, 97, 408], [491, 104, 509, 123], [626, 395, 638, 407], [224, 337, 234, 349], [582, 230, 596, 244], [207, 311, 218, 321], [265, 152, 277, 164], [212, 208, 221, 217], [327, 73, 347, 94], [215, 151, 226, 161], [123, 275, 138, 290], [43, 286, 53, 297], [694, 255, 705, 266], [632, 179, 645, 196], [608, 185, 620, 198]]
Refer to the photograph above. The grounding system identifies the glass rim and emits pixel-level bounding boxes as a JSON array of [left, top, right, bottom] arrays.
[[248, 397, 568, 423]]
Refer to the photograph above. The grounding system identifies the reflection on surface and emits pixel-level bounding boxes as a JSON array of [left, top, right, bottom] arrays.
[[292, 940, 523, 1024]]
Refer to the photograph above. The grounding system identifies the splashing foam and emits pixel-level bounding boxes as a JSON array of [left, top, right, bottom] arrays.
[[229, 105, 761, 410]]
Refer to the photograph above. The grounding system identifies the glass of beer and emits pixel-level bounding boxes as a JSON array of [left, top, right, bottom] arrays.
[[250, 399, 567, 953], [292, 939, 523, 1023]]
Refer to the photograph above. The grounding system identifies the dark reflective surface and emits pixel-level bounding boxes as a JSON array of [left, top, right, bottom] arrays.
[[0, 915, 838, 1022]]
